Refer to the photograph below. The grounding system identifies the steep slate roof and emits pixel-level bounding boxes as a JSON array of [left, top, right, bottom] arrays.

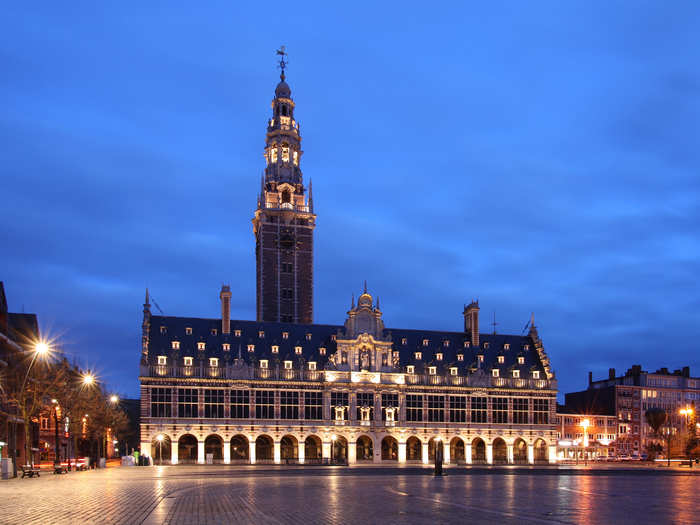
[[146, 316, 545, 375]]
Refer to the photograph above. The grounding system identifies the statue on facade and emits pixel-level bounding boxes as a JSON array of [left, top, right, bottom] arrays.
[[360, 348, 370, 370]]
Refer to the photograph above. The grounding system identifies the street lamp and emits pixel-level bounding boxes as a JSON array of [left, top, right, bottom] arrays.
[[156, 434, 164, 465], [581, 419, 590, 466], [51, 399, 61, 468], [110, 395, 119, 404], [679, 407, 695, 468], [82, 373, 95, 386]]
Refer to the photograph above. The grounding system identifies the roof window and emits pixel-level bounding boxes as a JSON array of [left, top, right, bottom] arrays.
[[157, 356, 167, 365], [209, 358, 219, 367], [295, 346, 303, 355], [457, 353, 464, 362], [197, 342, 206, 351], [222, 343, 230, 351], [183, 356, 193, 366], [308, 362, 317, 371], [272, 345, 279, 354], [497, 355, 505, 364], [492, 369, 499, 377], [428, 366, 437, 375], [171, 341, 180, 350], [414, 352, 422, 360], [284, 360, 293, 369], [282, 331, 289, 340], [185, 327, 192, 335], [260, 359, 268, 369], [259, 331, 265, 338], [306, 333, 312, 341], [160, 326, 167, 334], [436, 353, 443, 361], [247, 344, 255, 352], [406, 365, 415, 374], [234, 329, 241, 337], [422, 339, 429, 347]]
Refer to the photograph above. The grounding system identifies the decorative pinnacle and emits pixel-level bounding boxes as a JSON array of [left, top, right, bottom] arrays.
[[276, 46, 288, 80], [363, 280, 367, 294]]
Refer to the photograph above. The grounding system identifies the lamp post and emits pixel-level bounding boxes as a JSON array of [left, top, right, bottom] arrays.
[[581, 419, 590, 466], [680, 407, 694, 468], [51, 399, 60, 467], [156, 434, 164, 465]]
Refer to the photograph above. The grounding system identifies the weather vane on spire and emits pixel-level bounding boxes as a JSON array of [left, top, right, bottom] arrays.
[[276, 46, 288, 79]]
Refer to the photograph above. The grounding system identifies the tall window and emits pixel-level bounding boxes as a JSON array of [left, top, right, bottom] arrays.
[[406, 394, 423, 422], [533, 398, 549, 424], [204, 389, 224, 418], [331, 392, 348, 420], [493, 397, 508, 424], [151, 387, 171, 418], [304, 391, 323, 420], [356, 392, 374, 420], [449, 395, 467, 423], [178, 388, 198, 418], [231, 390, 249, 418], [280, 391, 299, 419], [471, 396, 487, 423], [427, 395, 445, 422], [255, 390, 275, 419], [382, 393, 399, 420], [513, 398, 529, 424]]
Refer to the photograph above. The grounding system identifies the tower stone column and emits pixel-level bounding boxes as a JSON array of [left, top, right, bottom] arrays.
[[253, 55, 316, 324]]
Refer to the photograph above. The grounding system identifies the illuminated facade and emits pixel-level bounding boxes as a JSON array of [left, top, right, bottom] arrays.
[[138, 61, 559, 466]]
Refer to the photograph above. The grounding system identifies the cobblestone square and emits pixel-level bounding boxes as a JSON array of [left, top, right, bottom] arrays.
[[2, 465, 699, 524]]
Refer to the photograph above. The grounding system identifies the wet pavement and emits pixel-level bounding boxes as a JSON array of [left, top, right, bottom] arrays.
[[2, 464, 698, 524]]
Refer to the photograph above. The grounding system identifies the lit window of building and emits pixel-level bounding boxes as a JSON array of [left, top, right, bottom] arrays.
[[319, 347, 326, 355], [532, 370, 540, 379], [234, 330, 241, 337], [401, 338, 407, 345], [498, 355, 505, 364], [284, 360, 293, 370], [518, 356, 525, 364], [272, 345, 279, 353], [259, 331, 265, 338], [406, 365, 415, 374], [209, 358, 218, 367], [457, 353, 464, 361], [185, 327, 192, 335], [282, 147, 290, 162], [260, 359, 268, 369], [157, 356, 167, 365], [504, 343, 510, 350], [443, 340, 450, 347], [436, 353, 443, 361], [308, 362, 317, 371], [415, 352, 422, 360], [293, 151, 298, 165], [197, 342, 206, 351], [160, 326, 167, 334], [512, 369, 520, 378], [270, 148, 278, 163], [450, 367, 458, 376], [247, 344, 255, 352], [464, 341, 470, 348], [492, 369, 500, 377], [282, 332, 289, 339], [211, 328, 218, 336], [171, 341, 180, 350], [295, 346, 303, 355], [428, 366, 437, 375], [306, 333, 312, 341], [222, 343, 230, 351], [422, 339, 429, 347], [484, 342, 490, 349], [183, 357, 193, 366], [478, 354, 484, 363]]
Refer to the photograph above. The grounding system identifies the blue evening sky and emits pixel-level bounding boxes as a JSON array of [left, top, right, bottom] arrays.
[[2, 2, 699, 399]]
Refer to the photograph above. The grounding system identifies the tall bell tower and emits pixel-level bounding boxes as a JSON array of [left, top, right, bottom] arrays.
[[253, 48, 315, 324]]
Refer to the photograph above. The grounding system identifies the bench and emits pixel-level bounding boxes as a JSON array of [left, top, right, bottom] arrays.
[[21, 465, 41, 478]]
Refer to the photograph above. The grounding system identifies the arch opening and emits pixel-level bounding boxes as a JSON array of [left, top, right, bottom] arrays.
[[230, 435, 249, 462], [178, 434, 198, 464], [471, 437, 486, 463], [256, 435, 274, 463], [381, 436, 398, 461], [356, 435, 373, 462]]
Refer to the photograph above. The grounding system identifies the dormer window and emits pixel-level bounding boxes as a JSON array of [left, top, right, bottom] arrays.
[[422, 339, 429, 347], [457, 353, 464, 362], [272, 345, 279, 354], [197, 342, 206, 351], [498, 356, 505, 364], [518, 356, 525, 365], [524, 344, 530, 350], [406, 365, 415, 374], [260, 359, 268, 369], [504, 343, 510, 350], [331, 334, 336, 341], [306, 333, 312, 341], [160, 326, 167, 334], [464, 341, 470, 348], [185, 327, 192, 335], [183, 356, 193, 366], [309, 362, 317, 371], [414, 352, 422, 360], [428, 366, 437, 375], [450, 367, 458, 376], [284, 360, 293, 370], [319, 347, 326, 355], [209, 358, 218, 367], [282, 332, 289, 340], [436, 353, 443, 361], [211, 328, 218, 336], [401, 338, 407, 345], [171, 341, 180, 350], [443, 340, 450, 347], [258, 331, 265, 338], [234, 329, 241, 337], [295, 346, 303, 355], [478, 354, 484, 363], [223, 343, 230, 351], [512, 369, 520, 378], [492, 369, 500, 377], [532, 370, 540, 379], [484, 342, 490, 349], [247, 344, 255, 352], [157, 356, 167, 365]]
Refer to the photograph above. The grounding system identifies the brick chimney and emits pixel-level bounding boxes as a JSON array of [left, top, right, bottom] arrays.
[[588, 371, 593, 385], [608, 368, 616, 380], [463, 301, 479, 347], [220, 285, 232, 334]]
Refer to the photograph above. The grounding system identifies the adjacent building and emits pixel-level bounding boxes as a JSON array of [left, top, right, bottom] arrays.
[[565, 366, 699, 457]]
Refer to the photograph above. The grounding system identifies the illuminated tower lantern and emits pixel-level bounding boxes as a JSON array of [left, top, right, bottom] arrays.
[[253, 47, 316, 324]]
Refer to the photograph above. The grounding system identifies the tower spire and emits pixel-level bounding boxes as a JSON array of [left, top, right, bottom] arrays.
[[276, 45, 288, 80]]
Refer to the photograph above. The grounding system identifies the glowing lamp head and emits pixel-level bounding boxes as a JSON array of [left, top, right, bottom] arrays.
[[581, 419, 590, 429], [157, 434, 164, 442], [82, 373, 95, 386], [35, 342, 49, 355], [331, 434, 337, 441], [110, 395, 119, 404]]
